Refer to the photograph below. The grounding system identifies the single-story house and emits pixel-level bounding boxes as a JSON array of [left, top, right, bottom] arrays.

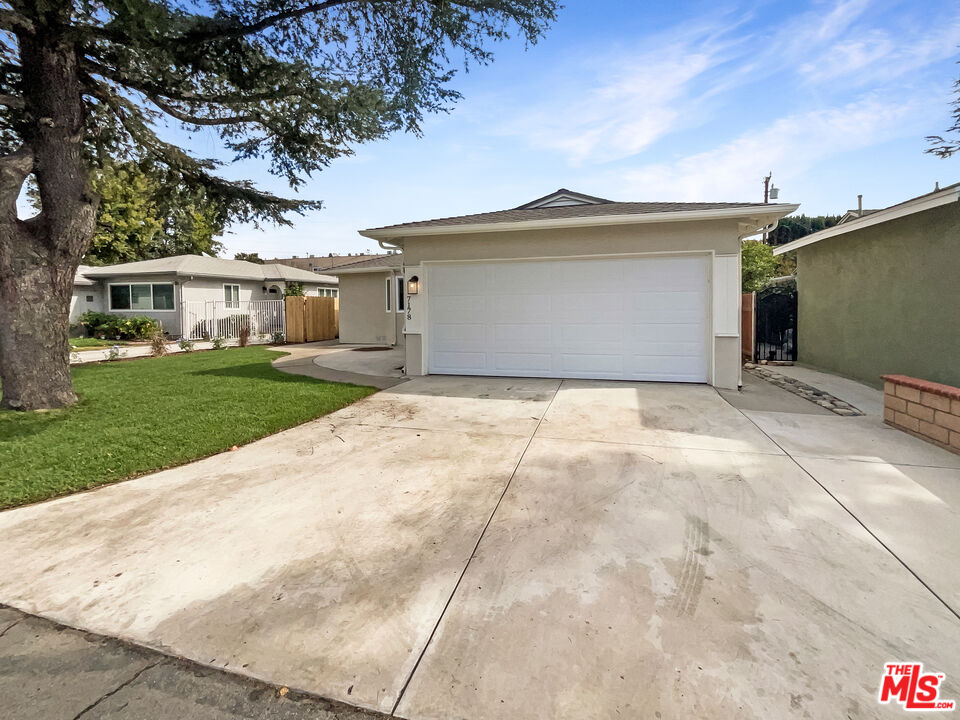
[[72, 254, 338, 336], [326, 253, 404, 346], [343, 189, 796, 389], [774, 182, 960, 389]]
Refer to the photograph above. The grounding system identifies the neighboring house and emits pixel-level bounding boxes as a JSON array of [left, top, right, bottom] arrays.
[[72, 255, 338, 336], [326, 253, 404, 346], [773, 182, 960, 389], [348, 188, 796, 389], [265, 253, 394, 273]]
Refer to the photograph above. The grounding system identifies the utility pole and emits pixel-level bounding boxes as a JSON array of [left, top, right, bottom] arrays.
[[762, 172, 777, 243]]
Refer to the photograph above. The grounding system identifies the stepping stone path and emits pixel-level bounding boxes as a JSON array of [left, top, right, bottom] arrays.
[[744, 363, 865, 416]]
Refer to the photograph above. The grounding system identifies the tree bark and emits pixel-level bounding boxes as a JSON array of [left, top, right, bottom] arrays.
[[0, 22, 98, 410]]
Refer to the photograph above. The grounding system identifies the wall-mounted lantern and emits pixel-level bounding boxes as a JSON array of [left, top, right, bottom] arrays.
[[407, 275, 420, 295]]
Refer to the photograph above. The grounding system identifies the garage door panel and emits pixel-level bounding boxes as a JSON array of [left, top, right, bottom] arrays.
[[628, 290, 704, 312], [428, 256, 710, 383], [493, 352, 552, 373], [560, 353, 625, 374], [555, 293, 625, 322], [632, 309, 704, 325], [432, 351, 487, 371], [560, 323, 624, 344], [491, 263, 553, 291], [492, 294, 551, 320], [627, 354, 705, 379], [432, 296, 483, 322], [559, 260, 625, 287], [433, 323, 485, 345], [631, 323, 705, 342], [494, 323, 552, 344]]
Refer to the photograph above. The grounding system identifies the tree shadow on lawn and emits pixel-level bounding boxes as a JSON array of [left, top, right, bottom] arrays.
[[191, 363, 376, 390]]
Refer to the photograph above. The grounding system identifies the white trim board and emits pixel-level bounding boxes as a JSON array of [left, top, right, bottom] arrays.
[[361, 204, 799, 240]]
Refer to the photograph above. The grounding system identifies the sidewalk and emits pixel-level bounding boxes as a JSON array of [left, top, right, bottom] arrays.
[[771, 364, 885, 416], [70, 338, 274, 364], [0, 606, 383, 720]]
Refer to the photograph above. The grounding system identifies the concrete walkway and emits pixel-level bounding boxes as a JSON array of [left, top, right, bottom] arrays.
[[2, 374, 960, 719], [271, 343, 407, 390], [772, 363, 885, 416]]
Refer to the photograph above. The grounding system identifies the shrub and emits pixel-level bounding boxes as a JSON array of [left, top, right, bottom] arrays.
[[106, 345, 125, 361], [238, 325, 250, 347], [271, 331, 286, 345], [178, 338, 195, 352], [148, 329, 168, 357], [211, 336, 226, 350], [79, 311, 161, 340], [284, 282, 305, 297]]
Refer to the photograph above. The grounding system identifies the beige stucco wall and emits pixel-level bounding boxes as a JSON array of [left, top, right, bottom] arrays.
[[399, 219, 743, 388], [400, 219, 742, 265], [338, 271, 404, 345]]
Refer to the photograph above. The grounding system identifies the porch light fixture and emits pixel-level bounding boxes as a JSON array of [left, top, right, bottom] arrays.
[[407, 275, 420, 295]]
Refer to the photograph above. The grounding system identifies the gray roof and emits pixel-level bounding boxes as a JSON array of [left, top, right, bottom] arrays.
[[361, 195, 795, 234], [326, 253, 403, 274], [78, 255, 337, 284], [74, 265, 97, 286]]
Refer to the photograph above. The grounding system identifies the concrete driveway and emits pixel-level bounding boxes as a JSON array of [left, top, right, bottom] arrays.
[[2, 375, 960, 719]]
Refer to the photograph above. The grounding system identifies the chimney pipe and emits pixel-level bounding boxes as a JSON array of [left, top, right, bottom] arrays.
[[857, 194, 863, 214]]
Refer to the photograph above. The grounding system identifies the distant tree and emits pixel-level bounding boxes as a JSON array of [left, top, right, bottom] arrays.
[[0, 0, 558, 410], [742, 240, 779, 293], [234, 252, 264, 264], [927, 72, 960, 158], [29, 160, 225, 265], [768, 214, 842, 246], [284, 282, 305, 297], [85, 163, 163, 265]]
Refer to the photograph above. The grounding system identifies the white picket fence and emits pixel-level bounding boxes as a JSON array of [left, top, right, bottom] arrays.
[[180, 300, 286, 341]]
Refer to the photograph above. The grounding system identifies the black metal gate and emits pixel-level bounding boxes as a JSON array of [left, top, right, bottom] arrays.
[[755, 285, 797, 362]]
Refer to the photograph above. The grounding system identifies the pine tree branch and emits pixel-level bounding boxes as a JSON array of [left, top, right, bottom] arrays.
[[182, 0, 368, 42], [0, 9, 34, 34], [146, 95, 258, 126]]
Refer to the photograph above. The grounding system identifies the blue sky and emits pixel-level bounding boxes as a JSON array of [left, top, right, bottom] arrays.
[[152, 0, 960, 256]]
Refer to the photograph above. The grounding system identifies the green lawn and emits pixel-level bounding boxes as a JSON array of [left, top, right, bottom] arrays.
[[69, 338, 135, 350], [0, 347, 376, 509]]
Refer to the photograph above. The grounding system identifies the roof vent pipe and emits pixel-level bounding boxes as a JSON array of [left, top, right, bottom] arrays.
[[857, 194, 863, 214]]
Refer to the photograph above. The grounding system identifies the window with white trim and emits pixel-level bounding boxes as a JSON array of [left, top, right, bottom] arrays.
[[396, 276, 405, 312], [385, 276, 392, 312], [109, 283, 175, 311], [224, 284, 240, 308]]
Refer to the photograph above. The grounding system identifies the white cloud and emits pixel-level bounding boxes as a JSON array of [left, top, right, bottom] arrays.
[[619, 93, 937, 202], [490, 0, 959, 167], [491, 19, 746, 164]]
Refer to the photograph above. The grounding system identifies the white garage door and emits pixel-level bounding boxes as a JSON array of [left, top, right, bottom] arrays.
[[427, 255, 710, 382]]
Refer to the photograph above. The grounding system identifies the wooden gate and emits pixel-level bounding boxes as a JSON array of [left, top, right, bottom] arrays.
[[284, 296, 339, 343]]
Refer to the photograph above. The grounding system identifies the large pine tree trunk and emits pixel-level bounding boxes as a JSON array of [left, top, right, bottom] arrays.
[[0, 223, 78, 410], [0, 25, 97, 410]]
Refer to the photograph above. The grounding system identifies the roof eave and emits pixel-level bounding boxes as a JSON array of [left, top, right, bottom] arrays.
[[773, 187, 960, 255], [359, 204, 800, 241], [327, 265, 402, 275]]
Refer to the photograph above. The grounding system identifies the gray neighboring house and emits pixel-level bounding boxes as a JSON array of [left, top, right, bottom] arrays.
[[338, 189, 796, 389], [326, 253, 404, 346], [71, 255, 338, 336]]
